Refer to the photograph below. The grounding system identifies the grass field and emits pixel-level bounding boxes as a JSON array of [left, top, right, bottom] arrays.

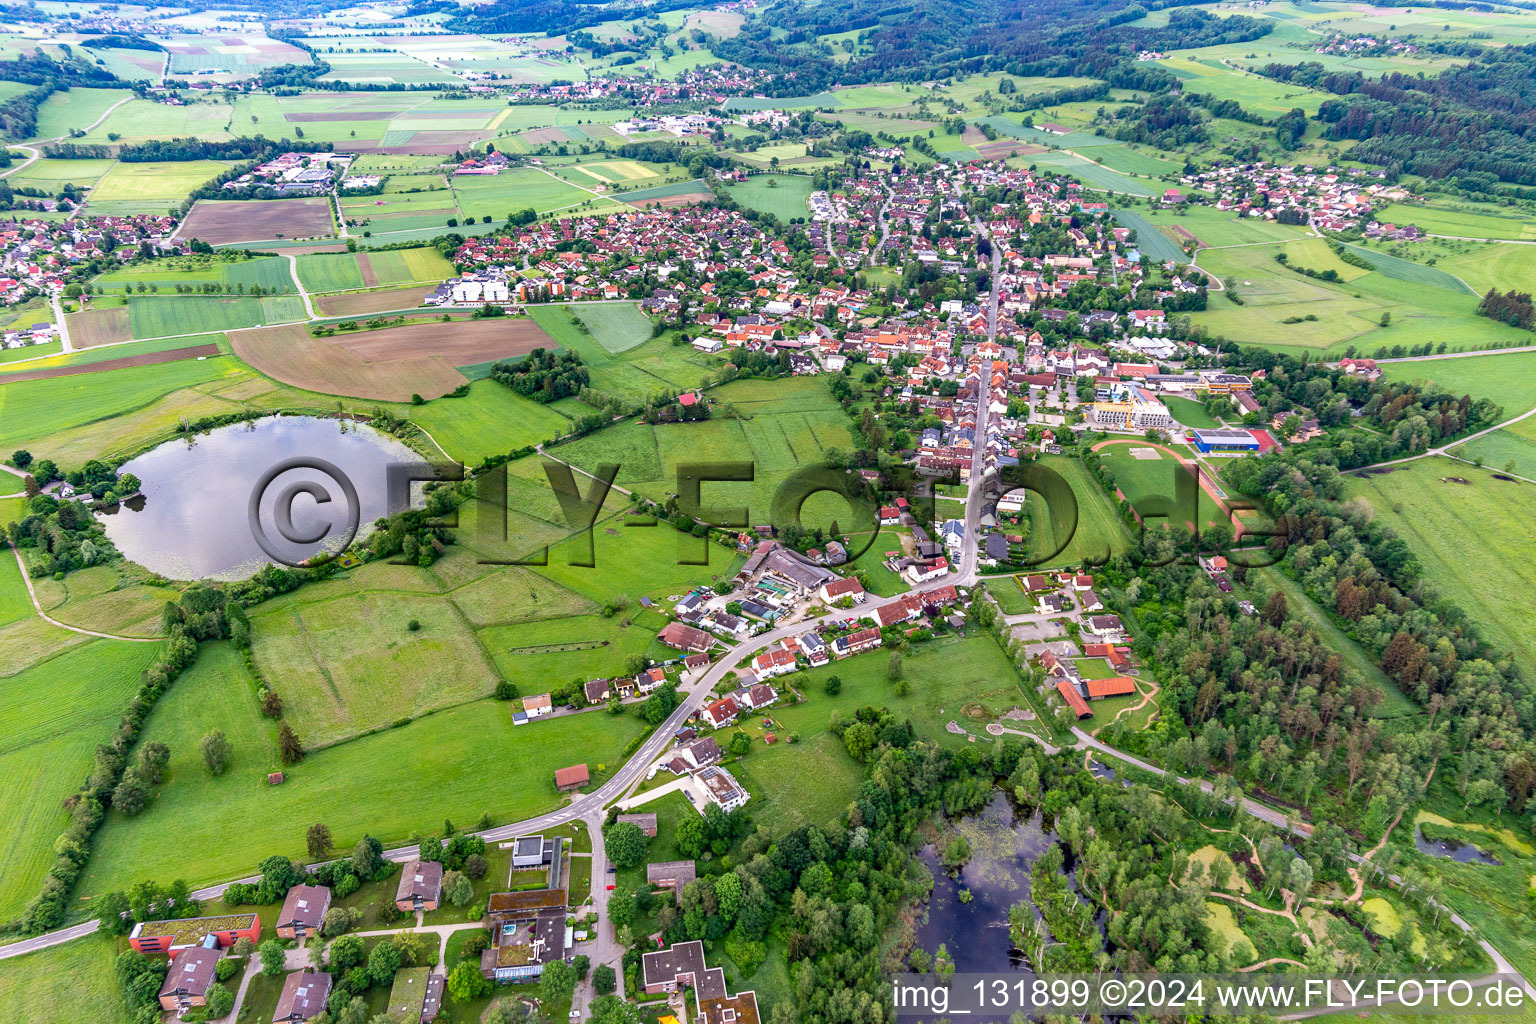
[[1144, 206, 1311, 248], [80, 654, 650, 894], [727, 175, 815, 221], [552, 375, 860, 532], [1110, 208, 1186, 264], [528, 306, 723, 403], [1343, 459, 1536, 681], [0, 636, 162, 920], [1028, 455, 1133, 568], [410, 379, 577, 465], [0, 353, 245, 456], [28, 87, 134, 140], [0, 934, 128, 1024], [1192, 242, 1529, 355], [1381, 351, 1536, 418], [297, 248, 452, 293], [1376, 202, 1536, 242], [251, 589, 501, 748], [570, 302, 653, 355]]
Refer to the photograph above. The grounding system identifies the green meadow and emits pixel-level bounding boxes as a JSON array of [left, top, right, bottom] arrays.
[[410, 380, 579, 466], [727, 175, 816, 221], [1343, 459, 1536, 683], [79, 639, 650, 895], [1381, 351, 1536, 418]]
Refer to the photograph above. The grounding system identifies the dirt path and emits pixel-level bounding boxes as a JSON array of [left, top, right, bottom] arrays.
[[8, 543, 161, 643]]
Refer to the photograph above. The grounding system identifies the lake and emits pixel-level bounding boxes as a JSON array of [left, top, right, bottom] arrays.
[[101, 415, 426, 580]]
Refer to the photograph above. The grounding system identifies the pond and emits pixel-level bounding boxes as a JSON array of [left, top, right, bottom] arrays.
[[101, 415, 426, 580], [915, 788, 1106, 968], [1414, 828, 1502, 866]]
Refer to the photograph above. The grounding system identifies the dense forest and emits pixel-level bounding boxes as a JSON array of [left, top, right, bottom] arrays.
[[711, 0, 1271, 93], [1261, 44, 1536, 186]]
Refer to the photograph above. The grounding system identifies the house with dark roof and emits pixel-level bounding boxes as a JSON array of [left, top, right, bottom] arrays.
[[274, 970, 332, 1022], [395, 858, 443, 913], [617, 813, 658, 836], [158, 945, 222, 1012], [641, 940, 763, 1024], [481, 889, 569, 982], [659, 621, 713, 653], [276, 884, 331, 940], [647, 860, 697, 889]]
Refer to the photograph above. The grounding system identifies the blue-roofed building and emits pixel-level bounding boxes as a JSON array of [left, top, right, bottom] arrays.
[[1190, 428, 1260, 453]]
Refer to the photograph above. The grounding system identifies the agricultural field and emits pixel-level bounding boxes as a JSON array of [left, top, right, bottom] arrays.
[[27, 87, 134, 140], [92, 254, 295, 294], [553, 375, 861, 533], [727, 175, 815, 221], [0, 633, 162, 920], [1343, 459, 1536, 683], [528, 306, 723, 403], [85, 160, 233, 215], [229, 317, 552, 401], [127, 295, 306, 338], [409, 379, 579, 466], [294, 247, 452, 293], [79, 673, 650, 894], [0, 352, 245, 456], [181, 197, 335, 246]]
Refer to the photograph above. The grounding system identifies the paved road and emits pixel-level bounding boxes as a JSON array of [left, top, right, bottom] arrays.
[[1373, 344, 1536, 363], [1344, 403, 1536, 474]]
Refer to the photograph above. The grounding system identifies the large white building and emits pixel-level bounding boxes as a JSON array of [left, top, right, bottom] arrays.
[[1088, 383, 1174, 432]]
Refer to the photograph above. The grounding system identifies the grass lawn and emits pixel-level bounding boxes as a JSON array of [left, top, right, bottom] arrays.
[[730, 728, 862, 834], [409, 379, 577, 466], [1028, 455, 1133, 568], [81, 683, 650, 895], [1382, 351, 1536, 418], [27, 561, 177, 637], [726, 175, 815, 221], [0, 637, 162, 920], [1342, 458, 1536, 687], [1165, 395, 1219, 428], [985, 576, 1033, 615], [0, 933, 128, 1024]]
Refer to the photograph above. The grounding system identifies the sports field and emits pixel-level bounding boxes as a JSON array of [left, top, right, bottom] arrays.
[[1028, 455, 1132, 568], [1343, 459, 1536, 682], [727, 175, 815, 221], [1095, 442, 1229, 533]]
